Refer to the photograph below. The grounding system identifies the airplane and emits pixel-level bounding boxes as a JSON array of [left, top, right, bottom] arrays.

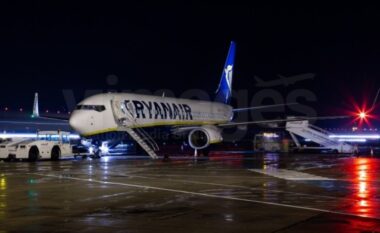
[[254, 73, 315, 87], [68, 42, 345, 159], [0, 93, 71, 133]]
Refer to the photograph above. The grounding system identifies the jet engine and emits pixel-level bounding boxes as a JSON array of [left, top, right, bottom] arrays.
[[188, 126, 223, 150]]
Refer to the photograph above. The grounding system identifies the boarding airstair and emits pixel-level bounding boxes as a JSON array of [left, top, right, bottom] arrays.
[[111, 99, 159, 159], [286, 120, 354, 153]]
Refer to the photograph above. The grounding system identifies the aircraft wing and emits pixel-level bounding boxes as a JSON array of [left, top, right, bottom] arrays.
[[218, 115, 350, 127], [0, 91, 69, 126], [37, 115, 69, 122], [171, 126, 199, 135], [0, 118, 68, 126], [20, 92, 71, 123], [233, 103, 297, 112]]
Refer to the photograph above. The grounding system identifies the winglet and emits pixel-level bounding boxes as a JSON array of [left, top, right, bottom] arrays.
[[370, 87, 380, 111], [32, 93, 39, 118]]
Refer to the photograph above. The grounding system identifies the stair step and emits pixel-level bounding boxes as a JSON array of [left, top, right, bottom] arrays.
[[287, 126, 353, 152], [111, 100, 159, 159], [125, 128, 158, 159]]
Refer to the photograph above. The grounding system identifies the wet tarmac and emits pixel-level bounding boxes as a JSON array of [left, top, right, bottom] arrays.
[[1, 152, 380, 232]]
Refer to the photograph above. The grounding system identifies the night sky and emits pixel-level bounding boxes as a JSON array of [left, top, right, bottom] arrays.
[[1, 3, 379, 125]]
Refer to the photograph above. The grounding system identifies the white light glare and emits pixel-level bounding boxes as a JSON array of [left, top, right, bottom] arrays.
[[337, 138, 367, 142], [263, 132, 279, 138], [0, 133, 80, 139], [329, 134, 380, 139], [100, 143, 109, 154]]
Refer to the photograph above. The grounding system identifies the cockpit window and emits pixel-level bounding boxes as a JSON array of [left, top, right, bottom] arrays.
[[76, 105, 106, 112]]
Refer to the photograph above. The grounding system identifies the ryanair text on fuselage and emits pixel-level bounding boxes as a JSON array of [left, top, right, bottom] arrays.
[[124, 100, 193, 120]]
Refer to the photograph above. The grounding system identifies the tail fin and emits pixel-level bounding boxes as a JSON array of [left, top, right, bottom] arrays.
[[32, 93, 39, 117], [215, 41, 236, 104]]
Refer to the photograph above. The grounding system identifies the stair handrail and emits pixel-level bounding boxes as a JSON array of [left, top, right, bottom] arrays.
[[119, 101, 159, 151]]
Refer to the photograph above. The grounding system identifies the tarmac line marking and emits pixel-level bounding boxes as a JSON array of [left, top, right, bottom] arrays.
[[31, 172, 380, 220], [249, 169, 334, 181], [295, 164, 340, 171], [116, 174, 350, 201], [80, 191, 134, 202], [110, 173, 272, 179]]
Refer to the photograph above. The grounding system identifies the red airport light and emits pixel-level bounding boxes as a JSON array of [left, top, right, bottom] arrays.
[[358, 111, 367, 120], [343, 89, 379, 129], [352, 106, 376, 127], [345, 96, 378, 127]]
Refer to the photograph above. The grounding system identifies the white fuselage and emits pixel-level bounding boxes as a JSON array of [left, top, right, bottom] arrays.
[[69, 93, 233, 136]]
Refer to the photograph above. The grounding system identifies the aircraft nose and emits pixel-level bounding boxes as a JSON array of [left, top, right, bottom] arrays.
[[69, 112, 85, 134]]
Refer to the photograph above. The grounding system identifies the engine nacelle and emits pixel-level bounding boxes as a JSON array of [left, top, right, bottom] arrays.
[[188, 126, 223, 150]]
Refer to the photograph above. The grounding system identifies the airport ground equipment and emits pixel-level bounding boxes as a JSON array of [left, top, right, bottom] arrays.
[[286, 120, 354, 153], [111, 99, 159, 159], [0, 138, 31, 160], [0, 131, 72, 161]]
